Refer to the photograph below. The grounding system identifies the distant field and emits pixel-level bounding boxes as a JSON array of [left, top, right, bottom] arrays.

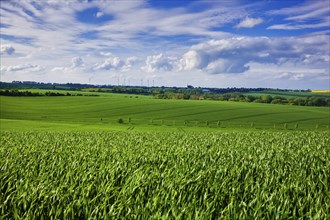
[[1, 90, 329, 131], [243, 90, 330, 99], [312, 90, 330, 94]]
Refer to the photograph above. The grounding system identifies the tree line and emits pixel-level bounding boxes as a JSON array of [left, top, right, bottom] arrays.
[[0, 90, 98, 97]]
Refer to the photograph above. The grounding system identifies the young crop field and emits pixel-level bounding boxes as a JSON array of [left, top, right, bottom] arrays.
[[1, 131, 329, 219], [1, 94, 329, 131]]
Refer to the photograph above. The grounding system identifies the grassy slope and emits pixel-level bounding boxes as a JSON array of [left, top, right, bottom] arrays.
[[1, 92, 329, 131]]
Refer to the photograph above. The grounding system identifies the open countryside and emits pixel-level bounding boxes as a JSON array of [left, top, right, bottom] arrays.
[[1, 87, 330, 219], [1, 0, 330, 219]]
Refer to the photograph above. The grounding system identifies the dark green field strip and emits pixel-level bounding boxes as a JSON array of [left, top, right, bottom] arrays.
[[285, 117, 330, 124], [244, 91, 330, 98]]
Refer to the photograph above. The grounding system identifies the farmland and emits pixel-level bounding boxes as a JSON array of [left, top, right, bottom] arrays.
[[0, 92, 329, 131], [1, 92, 330, 219], [1, 131, 329, 219]]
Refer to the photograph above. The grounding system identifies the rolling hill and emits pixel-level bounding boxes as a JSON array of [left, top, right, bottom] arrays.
[[1, 91, 329, 131]]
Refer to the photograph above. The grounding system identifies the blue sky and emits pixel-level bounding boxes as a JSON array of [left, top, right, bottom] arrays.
[[0, 0, 329, 89]]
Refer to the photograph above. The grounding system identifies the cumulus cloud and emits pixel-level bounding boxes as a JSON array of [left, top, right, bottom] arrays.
[[236, 17, 263, 28], [126, 56, 139, 64], [1, 63, 43, 73], [180, 38, 256, 73], [121, 56, 140, 72], [180, 50, 208, 70], [142, 53, 177, 73], [206, 59, 249, 74], [179, 35, 329, 74], [51, 56, 85, 73], [0, 45, 15, 55], [95, 11, 104, 18], [71, 57, 84, 68], [93, 56, 124, 71]]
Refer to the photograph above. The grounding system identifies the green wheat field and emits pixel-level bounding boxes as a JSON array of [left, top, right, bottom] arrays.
[[1, 92, 329, 219]]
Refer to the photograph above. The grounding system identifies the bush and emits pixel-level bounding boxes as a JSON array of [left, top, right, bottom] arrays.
[[118, 118, 124, 124]]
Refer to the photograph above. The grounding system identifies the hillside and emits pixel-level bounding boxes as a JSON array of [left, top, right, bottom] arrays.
[[1, 92, 329, 131]]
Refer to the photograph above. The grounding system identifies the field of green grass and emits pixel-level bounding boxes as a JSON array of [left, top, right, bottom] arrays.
[[1, 91, 330, 219], [1, 91, 329, 131]]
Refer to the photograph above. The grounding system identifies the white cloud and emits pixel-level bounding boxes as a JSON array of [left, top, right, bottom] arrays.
[[71, 57, 84, 68], [206, 59, 249, 74], [93, 57, 124, 71], [286, 7, 329, 21], [142, 53, 177, 73], [268, 1, 328, 19], [180, 50, 202, 70], [236, 17, 263, 28], [0, 0, 237, 57], [126, 56, 139, 64], [0, 45, 15, 55], [0, 0, 255, 62], [179, 35, 329, 74], [51, 67, 66, 72], [1, 63, 43, 73], [50, 56, 85, 73], [95, 11, 104, 18], [267, 18, 330, 30], [99, 52, 113, 56], [276, 72, 305, 81], [242, 62, 328, 86], [0, 0, 329, 89], [268, 1, 330, 30], [121, 56, 140, 72], [180, 38, 256, 73]]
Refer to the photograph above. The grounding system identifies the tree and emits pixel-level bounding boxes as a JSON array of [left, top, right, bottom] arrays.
[[261, 95, 272, 103]]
